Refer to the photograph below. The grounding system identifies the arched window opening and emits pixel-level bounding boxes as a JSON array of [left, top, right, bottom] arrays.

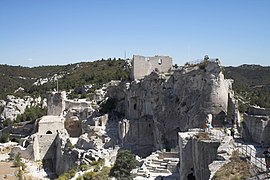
[[46, 131, 53, 134]]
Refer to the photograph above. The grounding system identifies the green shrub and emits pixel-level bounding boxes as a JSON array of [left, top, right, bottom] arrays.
[[0, 106, 4, 115], [56, 168, 77, 180], [110, 150, 136, 179], [0, 133, 10, 143], [13, 153, 26, 170], [100, 98, 116, 113], [77, 166, 111, 180], [15, 106, 47, 123], [199, 59, 209, 69], [82, 171, 95, 179], [3, 118, 13, 127], [79, 164, 90, 171]]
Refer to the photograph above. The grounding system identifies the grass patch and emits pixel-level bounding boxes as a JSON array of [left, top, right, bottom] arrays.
[[76, 166, 111, 180], [194, 132, 210, 141], [56, 168, 77, 180], [212, 151, 252, 180]]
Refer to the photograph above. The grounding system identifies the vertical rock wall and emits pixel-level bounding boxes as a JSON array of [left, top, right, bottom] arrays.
[[122, 61, 233, 154]]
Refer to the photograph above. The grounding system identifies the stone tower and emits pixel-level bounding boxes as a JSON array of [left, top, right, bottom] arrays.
[[47, 91, 66, 116]]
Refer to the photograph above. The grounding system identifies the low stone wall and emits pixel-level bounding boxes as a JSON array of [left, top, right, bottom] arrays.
[[11, 144, 33, 160], [248, 106, 270, 116], [65, 100, 91, 110], [158, 151, 179, 159]]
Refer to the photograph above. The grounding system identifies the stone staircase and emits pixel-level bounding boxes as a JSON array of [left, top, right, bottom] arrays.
[[136, 151, 179, 179]]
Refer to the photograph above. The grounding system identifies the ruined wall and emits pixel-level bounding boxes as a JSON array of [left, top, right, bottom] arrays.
[[47, 91, 66, 116], [124, 61, 233, 152], [65, 100, 92, 111], [35, 134, 57, 160], [248, 106, 270, 116], [119, 117, 154, 157], [11, 144, 34, 159], [131, 55, 172, 80], [242, 112, 270, 144], [178, 131, 220, 180]]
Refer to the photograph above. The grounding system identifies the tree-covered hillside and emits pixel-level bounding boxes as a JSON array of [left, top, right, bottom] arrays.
[[1, 60, 270, 111], [0, 58, 130, 99], [224, 64, 270, 111]]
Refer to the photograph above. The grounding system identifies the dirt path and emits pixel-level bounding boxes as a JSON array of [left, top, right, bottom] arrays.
[[0, 161, 18, 180]]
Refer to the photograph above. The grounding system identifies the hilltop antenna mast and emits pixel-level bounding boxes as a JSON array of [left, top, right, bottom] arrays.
[[124, 50, 126, 60], [188, 45, 190, 62]]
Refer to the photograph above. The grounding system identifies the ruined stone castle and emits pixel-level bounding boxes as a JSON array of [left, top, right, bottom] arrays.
[[117, 58, 238, 157], [10, 55, 242, 179]]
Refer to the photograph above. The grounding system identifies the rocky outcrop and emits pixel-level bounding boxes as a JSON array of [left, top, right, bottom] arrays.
[[120, 60, 236, 156], [0, 95, 46, 122], [76, 133, 104, 150], [55, 135, 80, 176]]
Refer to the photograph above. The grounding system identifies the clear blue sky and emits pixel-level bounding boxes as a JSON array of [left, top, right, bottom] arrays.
[[0, 0, 270, 67]]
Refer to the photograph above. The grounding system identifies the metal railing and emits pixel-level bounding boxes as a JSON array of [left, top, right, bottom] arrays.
[[235, 142, 266, 173], [208, 129, 268, 177]]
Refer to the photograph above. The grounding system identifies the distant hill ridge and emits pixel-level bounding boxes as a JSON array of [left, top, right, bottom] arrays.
[[0, 58, 130, 99], [224, 65, 270, 110]]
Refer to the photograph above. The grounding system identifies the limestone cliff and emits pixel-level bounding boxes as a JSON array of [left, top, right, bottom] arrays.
[[0, 95, 46, 122], [118, 60, 235, 156]]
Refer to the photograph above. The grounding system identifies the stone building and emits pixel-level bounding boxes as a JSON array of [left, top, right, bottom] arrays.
[[32, 115, 67, 161], [47, 91, 93, 137], [131, 55, 172, 80]]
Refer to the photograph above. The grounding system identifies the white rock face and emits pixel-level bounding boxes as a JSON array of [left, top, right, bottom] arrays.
[[120, 60, 236, 156], [0, 95, 46, 121], [33, 74, 64, 86], [0, 100, 5, 107]]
